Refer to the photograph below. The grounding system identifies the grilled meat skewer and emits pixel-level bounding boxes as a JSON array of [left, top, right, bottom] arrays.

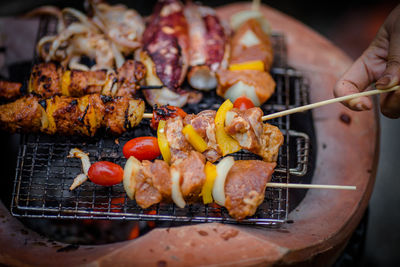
[[125, 151, 276, 220], [163, 107, 283, 163], [0, 94, 144, 136], [0, 60, 146, 101]]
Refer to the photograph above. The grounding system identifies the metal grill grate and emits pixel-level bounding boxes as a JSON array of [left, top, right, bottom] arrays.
[[10, 16, 311, 226]]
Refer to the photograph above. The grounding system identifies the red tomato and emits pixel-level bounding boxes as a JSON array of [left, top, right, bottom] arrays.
[[88, 161, 124, 186], [123, 136, 160, 160], [150, 105, 187, 130], [233, 96, 255, 110]]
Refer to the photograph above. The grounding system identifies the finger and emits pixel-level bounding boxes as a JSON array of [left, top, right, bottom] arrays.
[[380, 89, 400, 118], [334, 56, 373, 111], [376, 7, 400, 90]]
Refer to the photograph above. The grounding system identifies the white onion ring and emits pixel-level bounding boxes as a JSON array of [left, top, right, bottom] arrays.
[[212, 156, 235, 206], [123, 156, 141, 200], [171, 167, 186, 208]]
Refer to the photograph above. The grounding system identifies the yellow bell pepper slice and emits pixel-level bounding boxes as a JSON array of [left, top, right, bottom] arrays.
[[61, 70, 71, 96], [182, 124, 208, 153], [200, 161, 217, 204], [215, 99, 241, 156], [228, 60, 265, 72], [157, 120, 171, 164]]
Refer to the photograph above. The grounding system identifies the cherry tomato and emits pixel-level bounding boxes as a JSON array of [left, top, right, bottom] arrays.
[[88, 161, 124, 186], [123, 136, 160, 161], [233, 96, 255, 110], [150, 105, 187, 130]]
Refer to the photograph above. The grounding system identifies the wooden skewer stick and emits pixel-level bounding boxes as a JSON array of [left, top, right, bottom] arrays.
[[262, 85, 400, 121], [142, 113, 153, 119], [252, 0, 261, 11], [267, 182, 356, 190]]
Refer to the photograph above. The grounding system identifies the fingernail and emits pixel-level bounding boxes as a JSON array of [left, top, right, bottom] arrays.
[[355, 103, 363, 110], [376, 75, 392, 88]]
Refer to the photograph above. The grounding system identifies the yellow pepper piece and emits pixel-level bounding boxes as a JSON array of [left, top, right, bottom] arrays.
[[228, 60, 265, 72], [61, 70, 71, 96], [157, 120, 171, 164], [215, 99, 241, 156], [182, 124, 208, 153], [200, 162, 217, 204]]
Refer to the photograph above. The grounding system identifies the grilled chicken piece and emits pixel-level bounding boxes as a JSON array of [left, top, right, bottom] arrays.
[[216, 69, 275, 106], [171, 150, 206, 202], [0, 81, 24, 101], [183, 110, 221, 162], [116, 59, 146, 96], [29, 62, 64, 97], [230, 19, 273, 71], [165, 116, 192, 162], [0, 95, 43, 132], [135, 159, 172, 209], [0, 61, 146, 100], [224, 160, 276, 220], [0, 94, 144, 136], [224, 107, 283, 162]]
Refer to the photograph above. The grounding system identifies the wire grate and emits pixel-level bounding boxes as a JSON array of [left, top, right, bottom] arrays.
[[11, 16, 310, 226]]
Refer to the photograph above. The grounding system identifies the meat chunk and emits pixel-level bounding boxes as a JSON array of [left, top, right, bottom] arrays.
[[183, 110, 221, 162], [230, 19, 273, 71], [224, 107, 262, 153], [68, 69, 107, 96], [224, 107, 283, 162], [143, 160, 172, 201], [29, 62, 63, 97], [172, 151, 206, 202], [0, 95, 43, 132], [135, 162, 162, 209], [0, 81, 23, 100], [116, 60, 146, 97], [224, 160, 276, 220], [259, 123, 284, 162], [165, 116, 192, 162], [216, 69, 275, 106]]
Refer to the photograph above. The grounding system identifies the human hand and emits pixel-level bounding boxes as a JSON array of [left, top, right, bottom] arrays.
[[334, 5, 400, 118]]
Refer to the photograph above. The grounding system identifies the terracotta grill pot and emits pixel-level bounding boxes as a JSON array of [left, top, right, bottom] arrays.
[[0, 3, 378, 266]]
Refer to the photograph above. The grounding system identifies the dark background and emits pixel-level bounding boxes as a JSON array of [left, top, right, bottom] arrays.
[[0, 0, 399, 266]]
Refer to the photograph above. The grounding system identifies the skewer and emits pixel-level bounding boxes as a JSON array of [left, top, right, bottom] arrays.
[[139, 85, 163, 90], [252, 0, 261, 11], [267, 182, 356, 190], [262, 85, 400, 121]]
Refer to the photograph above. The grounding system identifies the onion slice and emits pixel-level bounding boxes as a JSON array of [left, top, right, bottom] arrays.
[[68, 148, 91, 175], [68, 148, 91, 190], [123, 156, 141, 200], [69, 173, 88, 191], [212, 156, 235, 206], [171, 167, 186, 208]]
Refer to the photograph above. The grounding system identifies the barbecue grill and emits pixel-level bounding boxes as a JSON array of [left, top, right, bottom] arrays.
[[0, 3, 379, 266], [10, 16, 312, 226]]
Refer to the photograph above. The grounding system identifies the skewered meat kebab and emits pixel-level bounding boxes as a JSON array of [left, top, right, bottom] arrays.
[[0, 60, 146, 101], [0, 94, 144, 135], [184, 2, 229, 91], [160, 105, 283, 163], [140, 0, 190, 107], [217, 16, 275, 106], [123, 151, 276, 220]]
